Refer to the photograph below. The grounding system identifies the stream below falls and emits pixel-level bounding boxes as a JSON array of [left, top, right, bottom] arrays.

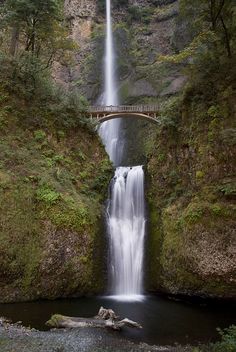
[[1, 295, 235, 346]]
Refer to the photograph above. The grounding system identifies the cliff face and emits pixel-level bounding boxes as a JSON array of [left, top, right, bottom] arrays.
[[0, 99, 112, 303], [53, 0, 98, 98], [147, 93, 236, 298], [58, 0, 185, 104]]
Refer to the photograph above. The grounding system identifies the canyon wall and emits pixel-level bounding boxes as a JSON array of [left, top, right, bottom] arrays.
[[59, 0, 236, 299]]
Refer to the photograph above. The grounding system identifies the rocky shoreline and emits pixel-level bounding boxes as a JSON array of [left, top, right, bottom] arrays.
[[0, 319, 192, 352]]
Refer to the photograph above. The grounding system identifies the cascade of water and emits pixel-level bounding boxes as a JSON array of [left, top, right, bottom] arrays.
[[104, 0, 117, 106], [99, 0, 146, 301], [99, 0, 122, 166], [108, 166, 146, 300]]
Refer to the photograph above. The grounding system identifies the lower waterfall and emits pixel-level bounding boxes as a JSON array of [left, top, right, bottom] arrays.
[[107, 166, 146, 301]]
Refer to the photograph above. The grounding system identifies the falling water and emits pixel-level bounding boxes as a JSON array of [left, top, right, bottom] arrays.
[[99, 0, 122, 166], [99, 0, 146, 301], [108, 166, 146, 300]]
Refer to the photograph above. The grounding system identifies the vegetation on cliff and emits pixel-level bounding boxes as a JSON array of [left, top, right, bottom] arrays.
[[0, 0, 112, 302], [195, 325, 236, 352], [147, 0, 236, 298]]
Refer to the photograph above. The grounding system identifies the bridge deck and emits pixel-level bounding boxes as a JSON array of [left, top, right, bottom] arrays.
[[87, 105, 159, 124], [89, 105, 159, 114]]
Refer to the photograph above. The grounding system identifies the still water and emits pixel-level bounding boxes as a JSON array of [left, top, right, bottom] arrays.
[[0, 295, 235, 346]]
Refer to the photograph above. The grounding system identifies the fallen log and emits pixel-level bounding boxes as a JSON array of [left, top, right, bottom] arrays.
[[46, 307, 142, 331]]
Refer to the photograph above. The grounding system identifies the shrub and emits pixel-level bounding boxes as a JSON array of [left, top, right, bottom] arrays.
[[203, 325, 236, 352], [0, 53, 93, 131], [196, 171, 204, 179], [97, 0, 128, 13], [34, 130, 47, 142], [159, 96, 182, 130], [36, 185, 61, 205], [218, 183, 236, 197], [127, 6, 153, 24]]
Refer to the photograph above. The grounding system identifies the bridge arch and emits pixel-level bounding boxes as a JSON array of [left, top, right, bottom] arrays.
[[88, 105, 160, 125], [95, 112, 160, 124]]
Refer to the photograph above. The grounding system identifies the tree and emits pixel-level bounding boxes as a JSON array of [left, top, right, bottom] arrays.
[[0, 0, 75, 100], [179, 0, 236, 58], [1, 0, 74, 66]]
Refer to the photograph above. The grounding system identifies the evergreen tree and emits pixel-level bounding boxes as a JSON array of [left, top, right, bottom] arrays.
[[179, 0, 236, 58], [1, 0, 73, 66]]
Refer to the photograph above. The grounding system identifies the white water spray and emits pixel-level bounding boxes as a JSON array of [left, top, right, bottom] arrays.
[[100, 0, 146, 301]]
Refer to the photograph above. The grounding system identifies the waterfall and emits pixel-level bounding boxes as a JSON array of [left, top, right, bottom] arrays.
[[100, 0, 146, 301], [99, 0, 122, 166], [108, 166, 146, 300]]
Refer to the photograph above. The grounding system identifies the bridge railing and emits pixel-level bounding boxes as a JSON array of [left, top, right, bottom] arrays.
[[88, 105, 159, 113]]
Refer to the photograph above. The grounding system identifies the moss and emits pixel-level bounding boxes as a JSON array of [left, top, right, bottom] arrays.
[[146, 202, 163, 290], [146, 61, 236, 295], [46, 314, 66, 327], [0, 104, 113, 302], [147, 196, 236, 297], [196, 170, 204, 180], [218, 183, 236, 197], [119, 81, 131, 102], [34, 129, 47, 141], [0, 171, 11, 189]]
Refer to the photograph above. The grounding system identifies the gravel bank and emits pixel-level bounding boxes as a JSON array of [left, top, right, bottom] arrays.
[[0, 321, 193, 352]]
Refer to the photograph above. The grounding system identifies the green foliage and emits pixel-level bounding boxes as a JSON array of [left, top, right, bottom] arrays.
[[179, 0, 236, 58], [0, 0, 113, 301], [127, 6, 153, 24], [158, 31, 217, 64], [220, 128, 236, 146], [212, 325, 236, 352], [147, 0, 236, 302], [0, 0, 79, 125], [196, 170, 204, 179], [158, 153, 166, 162], [210, 204, 223, 216], [157, 0, 236, 99], [0, 52, 50, 100], [48, 202, 92, 230], [1, 0, 74, 62], [97, 0, 128, 13], [97, 0, 105, 14], [207, 105, 221, 119], [36, 184, 61, 205], [115, 0, 128, 7], [184, 204, 204, 224], [199, 325, 236, 352], [0, 53, 92, 130], [219, 183, 236, 197], [159, 96, 182, 130], [34, 129, 46, 141], [0, 171, 11, 189], [47, 88, 92, 130]]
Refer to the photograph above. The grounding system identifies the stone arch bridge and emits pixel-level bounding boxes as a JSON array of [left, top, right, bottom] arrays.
[[87, 105, 160, 124]]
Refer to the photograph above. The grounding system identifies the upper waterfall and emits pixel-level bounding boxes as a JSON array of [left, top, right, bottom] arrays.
[[105, 0, 117, 106], [99, 0, 122, 166]]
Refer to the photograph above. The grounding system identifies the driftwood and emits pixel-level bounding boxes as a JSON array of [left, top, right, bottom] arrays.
[[46, 306, 142, 331]]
